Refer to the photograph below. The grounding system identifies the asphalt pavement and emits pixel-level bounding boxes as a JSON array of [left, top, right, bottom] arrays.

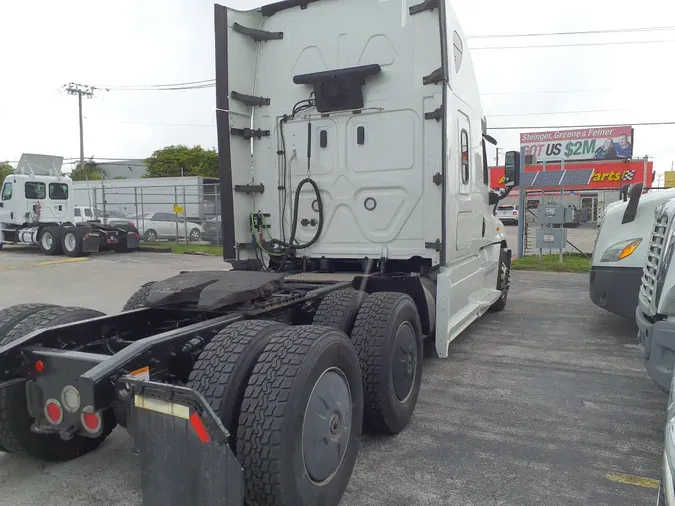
[[0, 251, 667, 506]]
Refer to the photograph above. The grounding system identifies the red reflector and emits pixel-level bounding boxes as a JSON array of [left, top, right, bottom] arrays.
[[81, 411, 102, 433], [45, 400, 63, 425], [189, 412, 211, 443], [35, 360, 44, 372]]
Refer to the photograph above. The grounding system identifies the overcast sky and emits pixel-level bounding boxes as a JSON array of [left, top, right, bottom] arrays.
[[1, 0, 673, 174]]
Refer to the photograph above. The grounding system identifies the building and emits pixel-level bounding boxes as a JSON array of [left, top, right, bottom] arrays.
[[490, 158, 655, 223]]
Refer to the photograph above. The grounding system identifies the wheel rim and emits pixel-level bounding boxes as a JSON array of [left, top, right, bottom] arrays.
[[392, 321, 417, 403], [65, 233, 77, 252], [146, 231, 156, 241], [302, 367, 352, 485], [41, 232, 53, 250], [190, 229, 200, 241]]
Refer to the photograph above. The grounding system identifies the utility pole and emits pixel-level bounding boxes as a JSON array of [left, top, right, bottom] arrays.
[[65, 83, 97, 172], [495, 148, 504, 166]]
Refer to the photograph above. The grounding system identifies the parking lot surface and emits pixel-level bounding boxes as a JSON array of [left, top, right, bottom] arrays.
[[0, 253, 666, 506]]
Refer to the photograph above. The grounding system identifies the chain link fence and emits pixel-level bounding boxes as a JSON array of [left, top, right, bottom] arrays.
[[519, 188, 620, 256], [517, 186, 669, 257], [71, 181, 222, 245]]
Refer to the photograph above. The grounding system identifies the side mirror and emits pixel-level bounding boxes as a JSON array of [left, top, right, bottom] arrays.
[[504, 151, 521, 188]]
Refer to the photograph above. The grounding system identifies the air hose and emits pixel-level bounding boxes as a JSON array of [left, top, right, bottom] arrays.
[[274, 122, 323, 272], [273, 177, 323, 272]]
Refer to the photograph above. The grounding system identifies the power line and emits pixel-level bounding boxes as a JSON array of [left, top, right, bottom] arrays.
[[110, 119, 214, 128], [466, 25, 675, 39], [482, 88, 614, 96], [488, 121, 675, 130], [103, 83, 215, 92], [93, 79, 214, 90], [471, 39, 675, 50], [487, 108, 628, 117]]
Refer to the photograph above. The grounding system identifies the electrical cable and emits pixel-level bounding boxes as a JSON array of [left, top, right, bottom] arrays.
[[466, 25, 675, 39], [471, 39, 675, 50], [488, 121, 675, 130], [488, 108, 628, 117]]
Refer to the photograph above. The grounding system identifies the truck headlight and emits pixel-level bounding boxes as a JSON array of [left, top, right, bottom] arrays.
[[600, 238, 641, 262]]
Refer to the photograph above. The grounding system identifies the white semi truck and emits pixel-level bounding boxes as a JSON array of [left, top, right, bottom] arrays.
[[0, 2, 520, 505], [590, 184, 675, 320], [0, 154, 141, 256]]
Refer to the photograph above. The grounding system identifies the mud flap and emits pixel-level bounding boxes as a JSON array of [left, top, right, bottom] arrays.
[[125, 231, 141, 250], [123, 377, 244, 506], [82, 231, 101, 253]]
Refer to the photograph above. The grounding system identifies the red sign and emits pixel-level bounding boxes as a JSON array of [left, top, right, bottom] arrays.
[[490, 160, 653, 191]]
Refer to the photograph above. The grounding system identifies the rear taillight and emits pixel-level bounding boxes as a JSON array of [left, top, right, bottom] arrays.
[[81, 407, 102, 433], [44, 399, 64, 425], [513, 211, 517, 215], [61, 385, 81, 413]]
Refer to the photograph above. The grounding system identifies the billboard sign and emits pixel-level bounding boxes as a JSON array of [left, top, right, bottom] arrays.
[[490, 159, 654, 191], [520, 126, 634, 162]]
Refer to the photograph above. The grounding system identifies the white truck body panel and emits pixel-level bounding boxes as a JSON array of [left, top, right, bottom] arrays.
[[592, 189, 675, 270], [222, 0, 506, 357]]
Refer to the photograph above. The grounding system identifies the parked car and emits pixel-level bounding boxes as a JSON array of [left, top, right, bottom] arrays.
[[111, 212, 204, 242], [495, 204, 519, 225]]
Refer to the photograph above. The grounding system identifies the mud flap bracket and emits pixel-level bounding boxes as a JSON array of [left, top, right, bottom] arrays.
[[123, 377, 244, 506], [231, 127, 270, 140], [410, 0, 439, 15], [231, 91, 271, 107], [233, 22, 283, 42]]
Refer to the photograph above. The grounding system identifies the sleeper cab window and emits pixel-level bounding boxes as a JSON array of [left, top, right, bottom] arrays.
[[461, 129, 470, 184]]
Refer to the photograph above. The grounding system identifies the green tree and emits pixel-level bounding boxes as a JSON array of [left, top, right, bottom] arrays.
[[70, 162, 103, 181], [144, 145, 218, 178], [0, 162, 13, 186]]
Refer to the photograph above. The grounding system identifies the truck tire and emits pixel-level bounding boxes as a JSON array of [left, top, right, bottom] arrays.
[[490, 248, 510, 313], [187, 320, 287, 451], [38, 226, 63, 256], [0, 306, 116, 461], [0, 303, 56, 452], [312, 289, 366, 335], [122, 281, 157, 311], [237, 325, 363, 506], [61, 227, 90, 258], [350, 292, 423, 435], [0, 303, 56, 345]]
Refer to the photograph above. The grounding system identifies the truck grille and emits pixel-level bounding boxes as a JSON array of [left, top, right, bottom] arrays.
[[640, 214, 669, 308]]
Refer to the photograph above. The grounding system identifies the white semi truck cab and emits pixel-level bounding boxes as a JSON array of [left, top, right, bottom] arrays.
[[0, 154, 140, 256], [635, 191, 675, 393], [591, 185, 675, 320]]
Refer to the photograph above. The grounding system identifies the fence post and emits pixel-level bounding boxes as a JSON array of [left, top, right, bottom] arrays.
[[174, 186, 180, 242], [101, 184, 107, 225], [516, 146, 526, 258], [182, 180, 188, 245], [134, 187, 139, 229], [140, 187, 145, 237]]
